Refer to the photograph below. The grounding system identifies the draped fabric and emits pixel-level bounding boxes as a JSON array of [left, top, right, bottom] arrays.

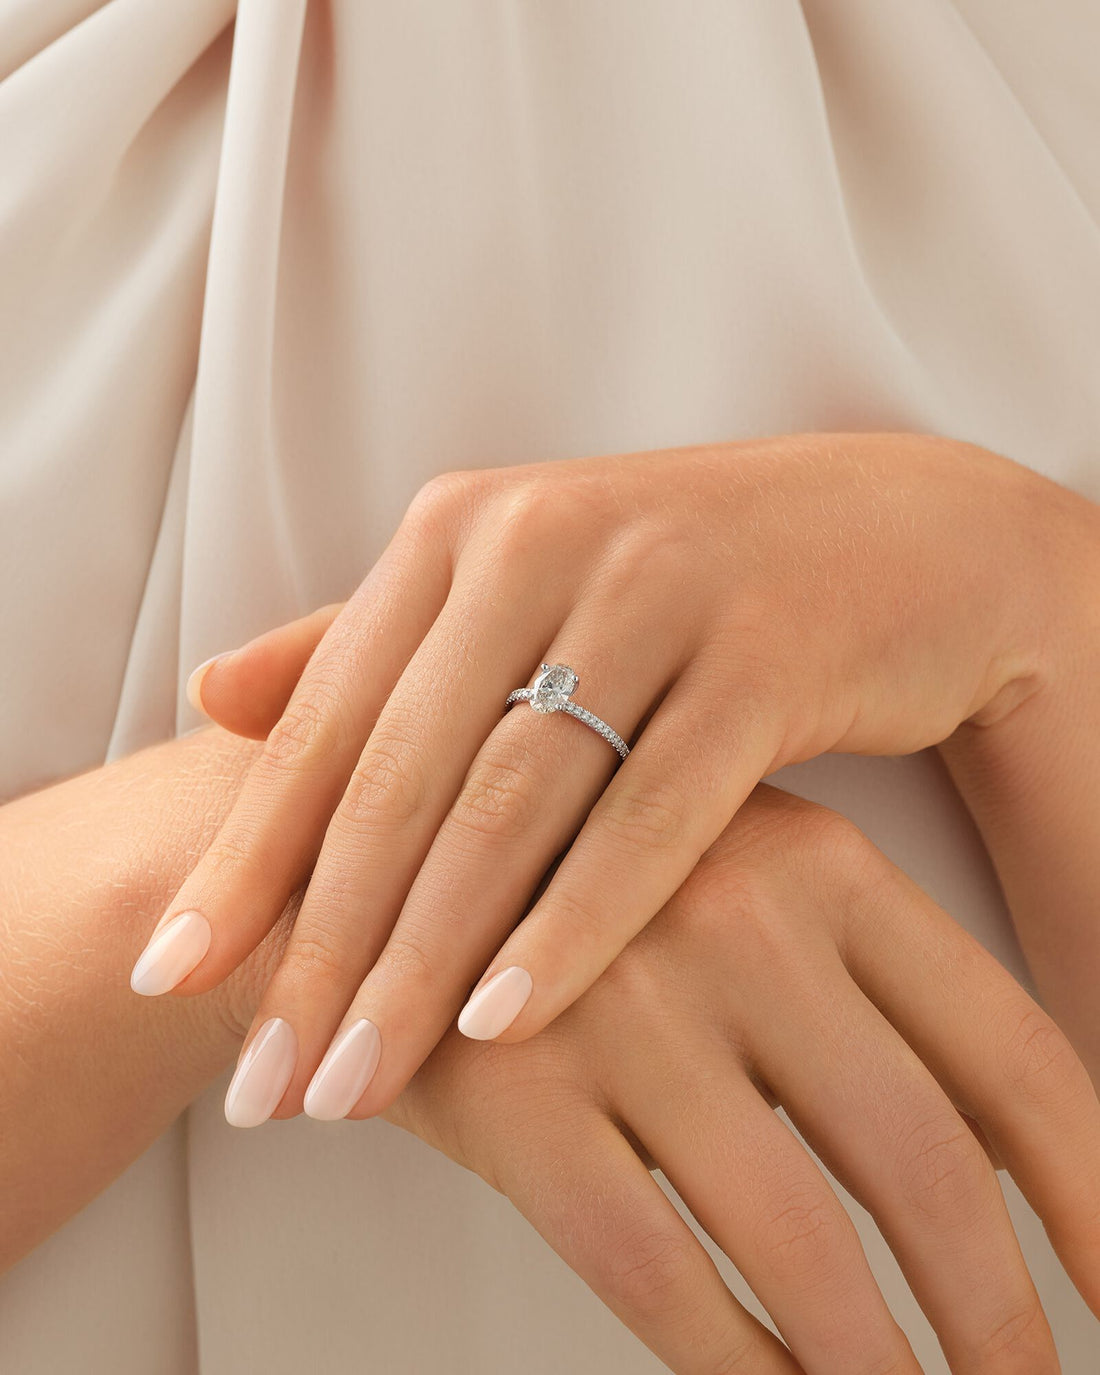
[[1, 2, 1098, 1369]]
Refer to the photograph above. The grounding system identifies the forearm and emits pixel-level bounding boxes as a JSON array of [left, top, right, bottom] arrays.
[[0, 725, 294, 1272]]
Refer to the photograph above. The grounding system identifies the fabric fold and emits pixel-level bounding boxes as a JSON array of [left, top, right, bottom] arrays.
[[2, 3, 1099, 1370], [181, 0, 310, 704]]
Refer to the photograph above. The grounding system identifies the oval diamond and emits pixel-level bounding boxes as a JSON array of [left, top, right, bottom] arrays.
[[530, 663, 578, 713]]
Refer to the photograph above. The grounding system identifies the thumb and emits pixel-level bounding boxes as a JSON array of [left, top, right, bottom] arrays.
[[186, 601, 348, 740]]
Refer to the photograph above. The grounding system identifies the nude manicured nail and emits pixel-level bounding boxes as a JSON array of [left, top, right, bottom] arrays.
[[457, 966, 533, 1040], [303, 1019, 382, 1120], [224, 1018, 297, 1128], [186, 652, 229, 714], [129, 909, 212, 996]]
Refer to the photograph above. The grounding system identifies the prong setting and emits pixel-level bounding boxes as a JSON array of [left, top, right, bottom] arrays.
[[504, 661, 629, 760], [530, 663, 579, 713]]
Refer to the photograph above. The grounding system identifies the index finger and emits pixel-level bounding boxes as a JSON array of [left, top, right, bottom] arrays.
[[187, 601, 347, 739], [129, 514, 450, 997]]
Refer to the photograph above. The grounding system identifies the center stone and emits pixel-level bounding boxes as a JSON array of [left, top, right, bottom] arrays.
[[531, 663, 578, 713]]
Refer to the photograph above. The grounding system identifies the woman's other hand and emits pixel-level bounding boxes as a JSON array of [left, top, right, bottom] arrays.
[[218, 782, 1100, 1374]]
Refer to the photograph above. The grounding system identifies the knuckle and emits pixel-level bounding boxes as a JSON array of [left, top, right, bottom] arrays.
[[201, 826, 269, 884], [663, 869, 745, 963], [591, 934, 665, 1010], [467, 1038, 577, 1128], [484, 483, 559, 564], [342, 727, 428, 831], [263, 691, 347, 773], [851, 1357, 913, 1375], [676, 844, 794, 976], [695, 787, 874, 893], [676, 840, 760, 931], [450, 749, 538, 845], [972, 1299, 1053, 1369], [706, 791, 902, 955], [405, 470, 474, 530], [382, 930, 440, 990], [599, 777, 688, 855], [603, 1225, 696, 1313], [295, 855, 366, 920], [430, 1058, 589, 1195], [537, 883, 602, 952], [753, 1183, 842, 1283], [998, 1001, 1088, 1109], [786, 803, 885, 897], [704, 1340, 759, 1375], [593, 522, 682, 599], [894, 1111, 990, 1220], [285, 929, 346, 987]]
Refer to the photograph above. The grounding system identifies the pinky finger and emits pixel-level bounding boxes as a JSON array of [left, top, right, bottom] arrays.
[[500, 1111, 804, 1374], [186, 601, 348, 739]]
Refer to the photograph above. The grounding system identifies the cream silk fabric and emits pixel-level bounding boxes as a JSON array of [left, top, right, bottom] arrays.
[[1, 2, 1098, 1370]]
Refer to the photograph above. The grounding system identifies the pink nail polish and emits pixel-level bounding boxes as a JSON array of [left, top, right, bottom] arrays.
[[223, 1018, 298, 1128], [129, 909, 212, 996], [457, 966, 533, 1040], [303, 1019, 382, 1120]]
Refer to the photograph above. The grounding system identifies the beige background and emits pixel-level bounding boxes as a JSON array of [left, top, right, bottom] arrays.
[[1, 1, 1098, 1369]]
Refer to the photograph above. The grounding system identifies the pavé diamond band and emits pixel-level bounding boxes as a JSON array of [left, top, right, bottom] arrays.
[[504, 662, 630, 762]]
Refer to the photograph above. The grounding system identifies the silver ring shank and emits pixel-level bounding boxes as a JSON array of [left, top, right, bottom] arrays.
[[505, 687, 630, 761]]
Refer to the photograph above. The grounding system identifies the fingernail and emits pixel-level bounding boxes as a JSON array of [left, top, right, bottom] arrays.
[[224, 1017, 298, 1128], [186, 652, 230, 714], [130, 909, 212, 996], [457, 966, 533, 1040], [303, 1018, 382, 1120]]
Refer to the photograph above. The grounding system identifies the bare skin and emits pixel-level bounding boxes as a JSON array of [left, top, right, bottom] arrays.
[[5, 431, 1100, 1370], [0, 727, 287, 1266], [138, 430, 1100, 1134], [2, 717, 1099, 1372]]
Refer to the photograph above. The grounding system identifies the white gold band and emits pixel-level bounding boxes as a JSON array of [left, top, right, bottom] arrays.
[[504, 663, 630, 761]]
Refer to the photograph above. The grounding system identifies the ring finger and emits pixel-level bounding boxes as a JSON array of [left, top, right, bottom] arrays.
[[836, 857, 1100, 1318], [743, 938, 1059, 1373]]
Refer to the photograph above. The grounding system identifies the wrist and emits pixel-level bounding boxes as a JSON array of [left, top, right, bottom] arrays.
[[0, 723, 284, 1267], [954, 447, 1100, 731], [935, 478, 1100, 1080]]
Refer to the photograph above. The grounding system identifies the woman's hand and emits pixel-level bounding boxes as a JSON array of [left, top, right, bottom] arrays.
[[219, 783, 1100, 1374], [131, 430, 1094, 1124]]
